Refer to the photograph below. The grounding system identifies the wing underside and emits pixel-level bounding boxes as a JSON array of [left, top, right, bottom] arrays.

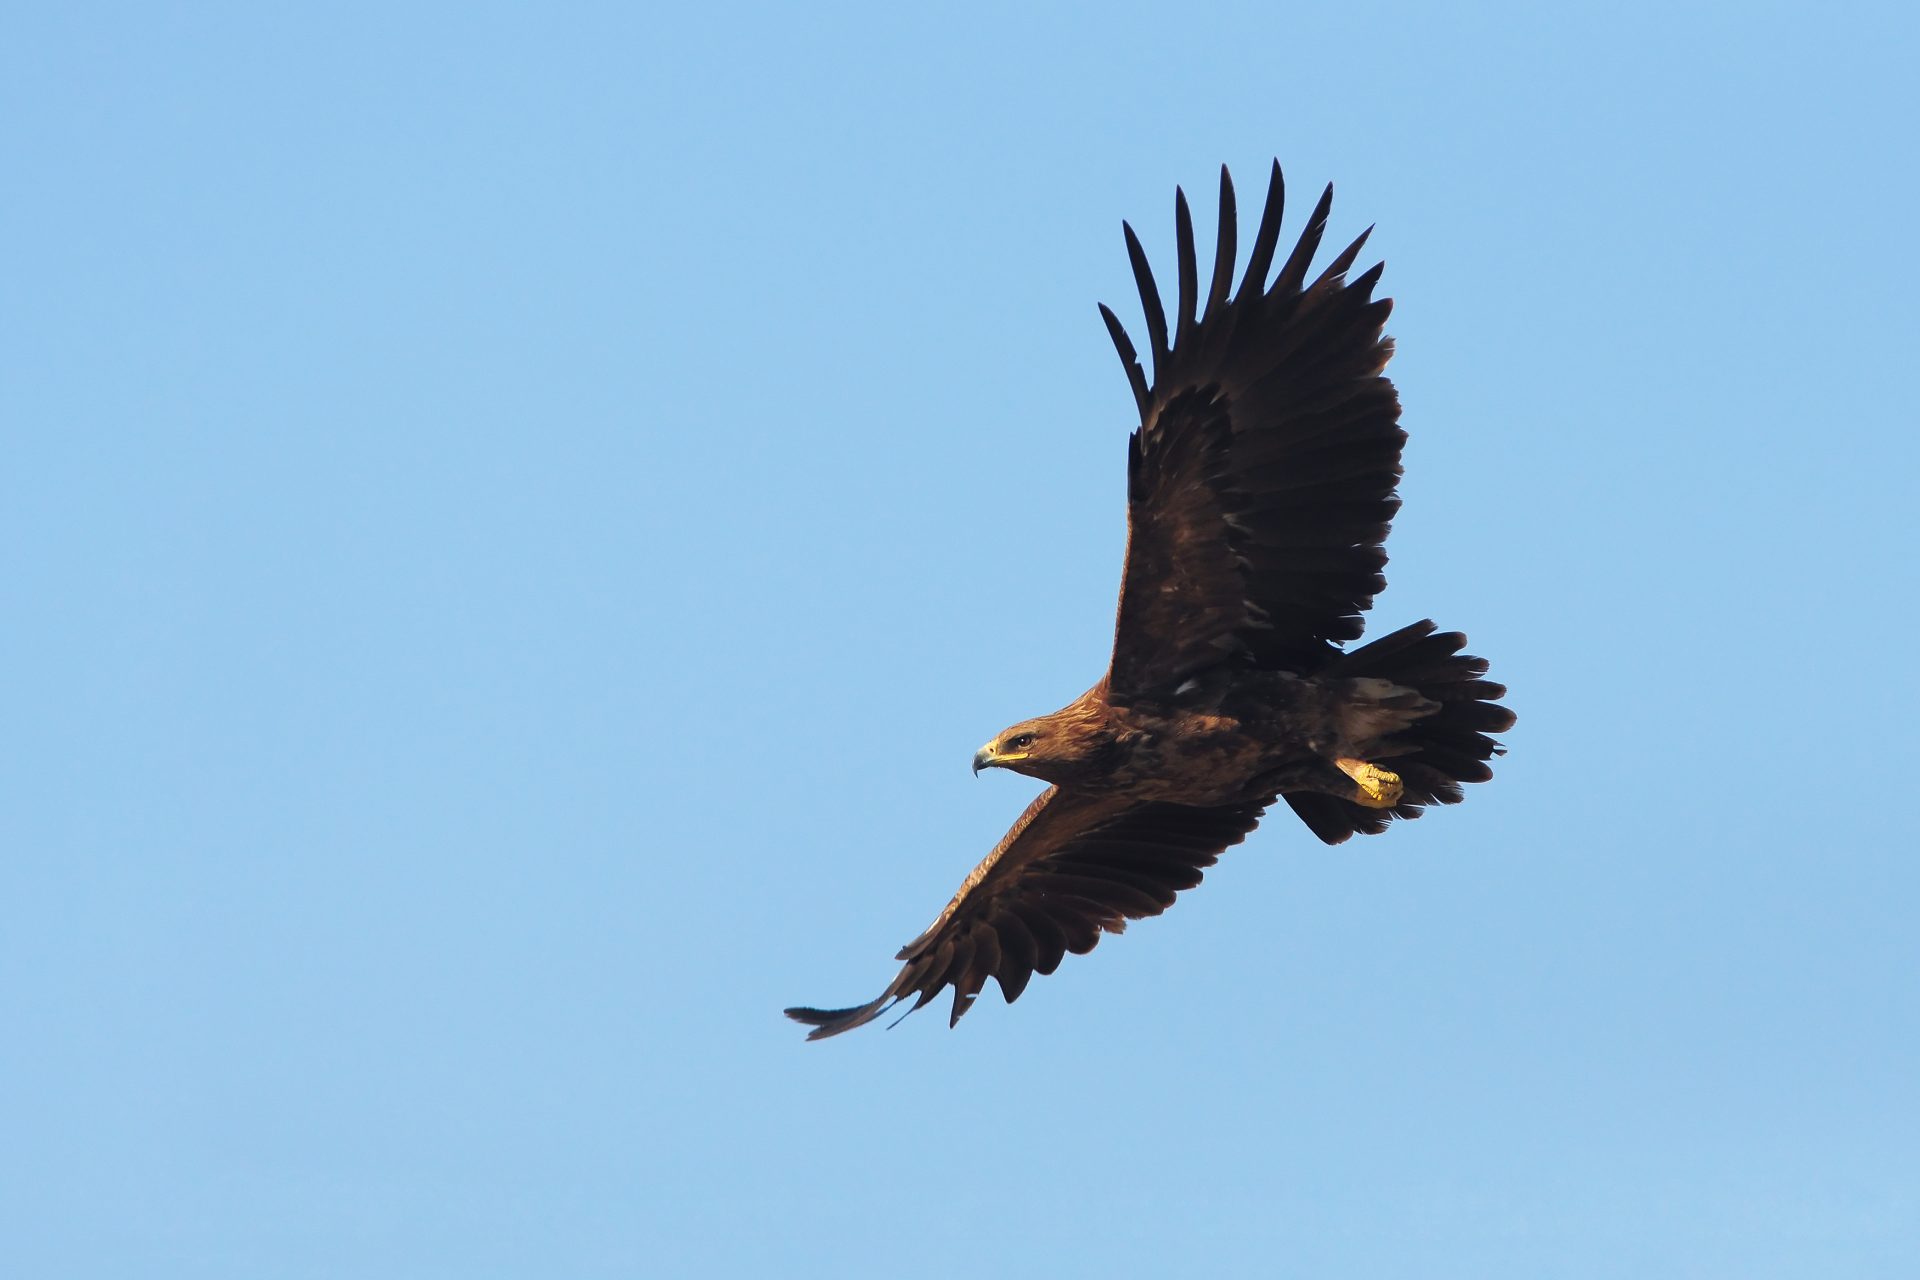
[[784, 789, 1267, 1040], [1105, 163, 1404, 698]]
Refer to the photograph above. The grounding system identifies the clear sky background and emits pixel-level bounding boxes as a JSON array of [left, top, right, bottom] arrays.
[[5, 3, 1917, 1277]]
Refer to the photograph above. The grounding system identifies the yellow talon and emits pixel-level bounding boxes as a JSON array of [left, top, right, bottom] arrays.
[[1335, 757, 1404, 809]]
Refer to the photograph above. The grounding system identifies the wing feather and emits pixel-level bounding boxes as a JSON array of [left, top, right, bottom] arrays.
[[1099, 302, 1151, 418], [1104, 162, 1405, 697], [1010, 900, 1067, 977], [1271, 184, 1335, 297], [1123, 221, 1170, 379], [1203, 167, 1238, 324], [784, 789, 1266, 1039], [1173, 187, 1199, 350], [1239, 159, 1286, 299]]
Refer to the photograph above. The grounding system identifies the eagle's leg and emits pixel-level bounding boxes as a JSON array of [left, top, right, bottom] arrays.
[[1333, 757, 1403, 809]]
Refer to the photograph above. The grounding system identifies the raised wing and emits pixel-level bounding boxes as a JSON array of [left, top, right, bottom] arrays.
[[1103, 162, 1404, 700], [784, 789, 1267, 1040]]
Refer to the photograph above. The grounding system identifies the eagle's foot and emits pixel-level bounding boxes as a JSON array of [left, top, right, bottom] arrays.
[[1335, 757, 1403, 809]]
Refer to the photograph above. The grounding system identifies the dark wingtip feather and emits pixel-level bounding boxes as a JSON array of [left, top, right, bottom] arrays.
[[1122, 220, 1170, 381], [1173, 186, 1198, 349], [1203, 165, 1237, 322], [1098, 302, 1151, 417], [1311, 225, 1374, 293], [1274, 183, 1335, 296], [1351, 260, 1387, 303], [1239, 159, 1286, 301], [785, 997, 897, 1042]]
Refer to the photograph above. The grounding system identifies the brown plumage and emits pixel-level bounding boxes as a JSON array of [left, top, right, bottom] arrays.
[[786, 162, 1514, 1040]]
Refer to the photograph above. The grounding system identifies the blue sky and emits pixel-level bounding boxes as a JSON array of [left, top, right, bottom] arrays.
[[5, 2, 1917, 1276]]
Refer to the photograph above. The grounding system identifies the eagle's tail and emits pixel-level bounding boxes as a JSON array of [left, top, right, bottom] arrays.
[[1286, 620, 1515, 845]]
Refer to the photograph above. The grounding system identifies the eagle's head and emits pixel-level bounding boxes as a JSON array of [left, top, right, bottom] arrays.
[[972, 710, 1119, 785]]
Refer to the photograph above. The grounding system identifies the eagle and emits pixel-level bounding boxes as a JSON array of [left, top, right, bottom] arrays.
[[786, 161, 1514, 1040]]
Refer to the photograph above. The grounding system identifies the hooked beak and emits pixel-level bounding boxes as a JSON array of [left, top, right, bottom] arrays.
[[972, 742, 1031, 775]]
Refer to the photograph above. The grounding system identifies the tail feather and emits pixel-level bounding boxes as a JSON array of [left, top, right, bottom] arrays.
[[1286, 620, 1513, 845]]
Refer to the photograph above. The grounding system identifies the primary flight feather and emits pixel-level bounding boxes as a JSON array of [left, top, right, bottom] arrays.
[[786, 161, 1514, 1040]]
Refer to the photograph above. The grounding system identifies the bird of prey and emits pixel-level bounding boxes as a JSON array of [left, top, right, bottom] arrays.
[[786, 161, 1514, 1040]]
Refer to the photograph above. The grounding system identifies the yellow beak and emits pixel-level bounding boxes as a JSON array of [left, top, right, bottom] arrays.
[[972, 743, 1030, 774]]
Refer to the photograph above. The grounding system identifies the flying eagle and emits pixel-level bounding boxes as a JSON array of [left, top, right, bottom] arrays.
[[786, 161, 1514, 1040]]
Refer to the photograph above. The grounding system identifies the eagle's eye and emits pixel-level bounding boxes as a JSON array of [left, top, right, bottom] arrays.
[[1008, 733, 1036, 750]]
